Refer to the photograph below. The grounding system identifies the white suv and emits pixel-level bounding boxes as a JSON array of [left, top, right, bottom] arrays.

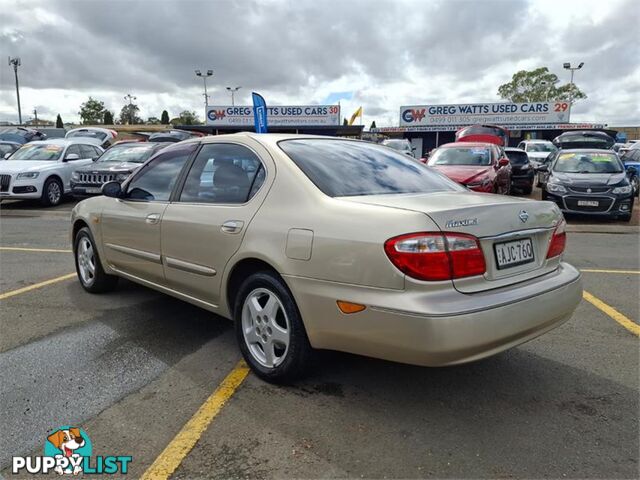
[[0, 139, 103, 206]]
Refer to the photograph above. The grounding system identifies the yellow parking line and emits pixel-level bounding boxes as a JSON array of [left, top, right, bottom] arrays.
[[0, 246, 72, 253], [581, 269, 640, 274], [140, 361, 250, 480], [0, 273, 76, 300], [583, 291, 640, 336]]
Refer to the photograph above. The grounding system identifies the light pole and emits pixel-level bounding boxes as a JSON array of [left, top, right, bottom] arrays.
[[563, 62, 584, 121], [226, 86, 241, 106], [540, 80, 551, 102], [195, 69, 213, 108], [8, 57, 22, 124], [124, 94, 136, 124]]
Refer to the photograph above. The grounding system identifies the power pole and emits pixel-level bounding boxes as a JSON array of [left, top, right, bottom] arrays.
[[8, 57, 22, 124]]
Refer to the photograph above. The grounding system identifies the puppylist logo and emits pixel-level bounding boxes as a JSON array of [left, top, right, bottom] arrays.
[[12, 426, 132, 475]]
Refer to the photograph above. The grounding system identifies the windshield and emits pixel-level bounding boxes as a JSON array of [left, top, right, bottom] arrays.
[[97, 144, 157, 163], [67, 130, 107, 141], [0, 144, 17, 156], [505, 150, 529, 165], [382, 140, 411, 151], [527, 143, 556, 153], [9, 144, 63, 161], [554, 152, 623, 174], [428, 147, 492, 166], [279, 139, 462, 197]]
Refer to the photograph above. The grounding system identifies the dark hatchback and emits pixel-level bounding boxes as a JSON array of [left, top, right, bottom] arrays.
[[538, 150, 635, 221], [504, 147, 534, 194], [70, 142, 166, 196]]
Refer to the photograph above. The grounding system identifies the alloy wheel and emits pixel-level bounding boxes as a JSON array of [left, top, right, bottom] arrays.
[[241, 287, 290, 368], [77, 237, 96, 286], [48, 181, 61, 205]]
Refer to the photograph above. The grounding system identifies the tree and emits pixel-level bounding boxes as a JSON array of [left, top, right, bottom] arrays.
[[161, 110, 170, 125], [103, 110, 114, 125], [78, 97, 107, 124], [370, 121, 377, 129], [55, 114, 63, 128], [497, 67, 587, 105], [147, 116, 161, 125], [170, 110, 202, 126], [119, 103, 143, 125]]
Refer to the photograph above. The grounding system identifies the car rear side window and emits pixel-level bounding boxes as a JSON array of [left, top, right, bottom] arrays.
[[126, 144, 197, 201], [178, 143, 264, 204], [279, 139, 462, 197]]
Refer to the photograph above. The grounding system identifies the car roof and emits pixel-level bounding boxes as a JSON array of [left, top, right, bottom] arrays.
[[66, 127, 113, 134], [555, 149, 618, 154], [438, 142, 495, 148], [521, 139, 552, 143], [23, 138, 96, 147], [505, 147, 526, 152]]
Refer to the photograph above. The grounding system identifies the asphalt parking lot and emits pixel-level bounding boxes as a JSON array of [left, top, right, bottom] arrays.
[[1, 194, 638, 479]]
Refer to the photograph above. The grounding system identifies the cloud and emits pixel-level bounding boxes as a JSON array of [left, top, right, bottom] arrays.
[[0, 0, 637, 126]]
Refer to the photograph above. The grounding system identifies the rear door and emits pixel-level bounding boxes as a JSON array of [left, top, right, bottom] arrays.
[[160, 141, 270, 305]]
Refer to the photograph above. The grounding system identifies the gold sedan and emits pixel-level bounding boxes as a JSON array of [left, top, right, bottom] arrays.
[[71, 134, 582, 383]]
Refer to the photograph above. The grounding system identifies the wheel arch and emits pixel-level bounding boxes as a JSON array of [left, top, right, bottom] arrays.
[[224, 257, 284, 320]]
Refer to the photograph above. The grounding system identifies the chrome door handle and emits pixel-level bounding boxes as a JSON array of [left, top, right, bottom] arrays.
[[221, 220, 244, 234], [146, 213, 161, 225]]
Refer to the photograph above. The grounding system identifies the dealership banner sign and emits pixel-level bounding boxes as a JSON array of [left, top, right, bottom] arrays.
[[373, 123, 605, 134], [399, 102, 570, 127], [207, 105, 340, 126]]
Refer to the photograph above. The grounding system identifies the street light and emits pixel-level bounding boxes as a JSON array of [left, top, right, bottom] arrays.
[[8, 57, 22, 124], [226, 86, 242, 106], [124, 94, 136, 124], [195, 69, 213, 107], [539, 80, 551, 102], [563, 62, 584, 121]]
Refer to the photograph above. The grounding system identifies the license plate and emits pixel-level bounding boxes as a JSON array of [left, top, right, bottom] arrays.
[[577, 200, 599, 207], [85, 187, 102, 194], [494, 238, 535, 270]]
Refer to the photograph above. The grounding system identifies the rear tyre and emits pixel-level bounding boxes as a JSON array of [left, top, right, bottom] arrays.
[[41, 177, 63, 207], [74, 227, 119, 293], [234, 271, 313, 384]]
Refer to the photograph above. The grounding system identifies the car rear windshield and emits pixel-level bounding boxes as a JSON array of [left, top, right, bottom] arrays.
[[9, 144, 63, 161], [505, 150, 529, 165], [279, 139, 462, 197], [527, 143, 556, 152], [554, 152, 623, 173], [98, 144, 157, 163], [428, 147, 492, 166], [382, 140, 411, 151], [67, 130, 107, 141]]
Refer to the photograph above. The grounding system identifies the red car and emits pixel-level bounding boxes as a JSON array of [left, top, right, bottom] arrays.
[[427, 142, 512, 194], [456, 124, 510, 147]]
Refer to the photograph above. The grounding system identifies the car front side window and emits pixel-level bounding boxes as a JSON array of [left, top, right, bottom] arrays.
[[125, 144, 197, 202], [178, 143, 264, 204], [65, 145, 82, 160]]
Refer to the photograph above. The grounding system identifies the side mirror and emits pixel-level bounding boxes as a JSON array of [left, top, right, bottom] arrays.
[[498, 158, 510, 167], [536, 165, 549, 172], [627, 166, 637, 175], [3, 153, 10, 159], [102, 181, 122, 198], [65, 153, 80, 161]]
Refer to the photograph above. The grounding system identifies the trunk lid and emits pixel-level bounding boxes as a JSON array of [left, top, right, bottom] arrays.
[[341, 191, 562, 293]]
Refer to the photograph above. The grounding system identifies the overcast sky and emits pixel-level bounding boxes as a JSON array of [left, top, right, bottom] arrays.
[[1, 0, 638, 127]]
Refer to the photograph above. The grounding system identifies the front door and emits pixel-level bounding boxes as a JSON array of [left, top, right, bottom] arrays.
[[101, 143, 197, 284], [60, 144, 94, 191], [160, 142, 269, 305]]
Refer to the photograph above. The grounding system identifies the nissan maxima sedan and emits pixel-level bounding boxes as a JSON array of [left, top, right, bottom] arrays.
[[70, 134, 582, 383]]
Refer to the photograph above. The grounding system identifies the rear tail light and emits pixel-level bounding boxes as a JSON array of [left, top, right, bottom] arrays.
[[546, 218, 567, 259], [384, 232, 486, 281]]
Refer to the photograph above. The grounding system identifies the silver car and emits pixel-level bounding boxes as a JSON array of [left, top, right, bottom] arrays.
[[71, 134, 582, 383]]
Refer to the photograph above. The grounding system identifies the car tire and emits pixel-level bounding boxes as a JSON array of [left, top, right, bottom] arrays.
[[541, 190, 548, 200], [41, 177, 64, 207], [631, 175, 639, 197], [522, 185, 533, 195], [74, 227, 119, 293], [234, 271, 313, 384]]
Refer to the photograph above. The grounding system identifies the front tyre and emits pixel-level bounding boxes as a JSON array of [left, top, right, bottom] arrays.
[[41, 177, 63, 207], [235, 271, 313, 383], [74, 227, 118, 293]]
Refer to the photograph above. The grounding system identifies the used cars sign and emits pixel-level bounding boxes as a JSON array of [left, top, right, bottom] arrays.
[[400, 102, 569, 127], [207, 105, 340, 127]]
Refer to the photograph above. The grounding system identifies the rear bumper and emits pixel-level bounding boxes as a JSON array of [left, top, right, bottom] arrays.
[[284, 262, 582, 366]]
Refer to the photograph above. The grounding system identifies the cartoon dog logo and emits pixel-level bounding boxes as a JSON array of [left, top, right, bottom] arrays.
[[46, 427, 86, 475]]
